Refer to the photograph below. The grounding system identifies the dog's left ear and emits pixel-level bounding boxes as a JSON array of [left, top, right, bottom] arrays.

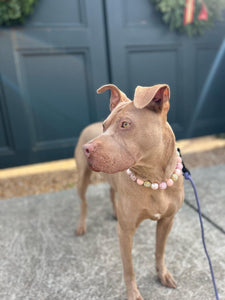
[[133, 84, 170, 115], [97, 84, 129, 111]]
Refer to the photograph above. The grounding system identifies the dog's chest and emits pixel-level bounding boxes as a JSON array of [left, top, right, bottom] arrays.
[[104, 172, 182, 221], [141, 191, 170, 220]]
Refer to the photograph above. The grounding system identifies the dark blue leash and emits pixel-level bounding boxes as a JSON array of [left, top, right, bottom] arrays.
[[178, 148, 219, 300]]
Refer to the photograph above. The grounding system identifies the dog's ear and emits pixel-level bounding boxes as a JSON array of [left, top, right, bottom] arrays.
[[133, 84, 170, 115], [97, 84, 129, 111]]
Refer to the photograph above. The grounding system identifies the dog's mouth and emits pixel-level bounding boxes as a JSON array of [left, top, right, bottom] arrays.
[[85, 149, 136, 174], [88, 161, 101, 172]]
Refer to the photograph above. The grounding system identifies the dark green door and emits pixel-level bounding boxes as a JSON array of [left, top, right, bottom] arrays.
[[105, 0, 225, 139], [1, 0, 225, 169], [0, 0, 109, 168]]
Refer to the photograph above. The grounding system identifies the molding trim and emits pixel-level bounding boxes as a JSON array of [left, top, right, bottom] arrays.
[[16, 47, 95, 152], [26, 0, 87, 28]]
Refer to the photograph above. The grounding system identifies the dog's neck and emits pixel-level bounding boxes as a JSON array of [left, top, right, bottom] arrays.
[[130, 152, 177, 183], [130, 138, 177, 183]]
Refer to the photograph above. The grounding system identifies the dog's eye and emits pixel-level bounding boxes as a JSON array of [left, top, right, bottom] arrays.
[[121, 121, 130, 128]]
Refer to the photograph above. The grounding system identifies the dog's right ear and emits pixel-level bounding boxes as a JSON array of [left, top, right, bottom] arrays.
[[97, 84, 129, 111], [133, 84, 170, 118]]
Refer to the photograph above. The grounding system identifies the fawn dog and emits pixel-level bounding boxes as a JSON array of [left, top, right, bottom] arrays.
[[75, 84, 184, 300]]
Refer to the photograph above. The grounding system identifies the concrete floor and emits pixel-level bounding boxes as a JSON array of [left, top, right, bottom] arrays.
[[0, 164, 225, 300]]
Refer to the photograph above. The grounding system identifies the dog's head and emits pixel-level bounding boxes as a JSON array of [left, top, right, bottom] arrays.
[[83, 83, 172, 173]]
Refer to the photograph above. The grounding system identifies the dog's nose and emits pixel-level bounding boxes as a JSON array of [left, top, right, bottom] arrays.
[[82, 143, 95, 158]]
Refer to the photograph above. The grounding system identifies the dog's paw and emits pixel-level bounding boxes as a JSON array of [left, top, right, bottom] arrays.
[[127, 289, 144, 300], [158, 269, 177, 289], [136, 294, 144, 300], [75, 224, 86, 236]]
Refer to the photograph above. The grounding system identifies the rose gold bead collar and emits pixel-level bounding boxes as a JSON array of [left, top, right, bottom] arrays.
[[126, 150, 183, 190]]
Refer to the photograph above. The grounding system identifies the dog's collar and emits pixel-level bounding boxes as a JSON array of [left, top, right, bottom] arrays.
[[126, 150, 183, 190]]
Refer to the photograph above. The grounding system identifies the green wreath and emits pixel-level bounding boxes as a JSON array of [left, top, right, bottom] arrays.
[[0, 0, 38, 26], [151, 0, 225, 37]]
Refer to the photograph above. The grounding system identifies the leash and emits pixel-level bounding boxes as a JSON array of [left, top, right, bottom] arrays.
[[177, 148, 219, 300]]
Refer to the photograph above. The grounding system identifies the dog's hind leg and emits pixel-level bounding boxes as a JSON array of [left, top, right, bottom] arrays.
[[75, 159, 92, 236], [110, 187, 117, 219]]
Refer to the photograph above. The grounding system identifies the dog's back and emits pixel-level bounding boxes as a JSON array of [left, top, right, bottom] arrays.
[[74, 122, 103, 235], [75, 122, 102, 166]]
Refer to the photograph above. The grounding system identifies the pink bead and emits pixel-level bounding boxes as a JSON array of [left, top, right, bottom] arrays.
[[137, 178, 144, 185], [177, 156, 182, 163], [159, 182, 167, 190], [126, 169, 131, 175], [151, 183, 159, 190], [175, 169, 182, 176], [130, 174, 136, 181], [167, 178, 174, 187], [176, 162, 183, 170]]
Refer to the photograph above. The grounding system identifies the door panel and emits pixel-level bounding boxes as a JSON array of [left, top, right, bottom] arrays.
[[0, 0, 109, 168], [105, 0, 225, 139]]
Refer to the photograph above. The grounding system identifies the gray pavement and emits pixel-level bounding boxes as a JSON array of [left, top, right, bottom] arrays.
[[184, 164, 225, 232], [0, 164, 225, 300]]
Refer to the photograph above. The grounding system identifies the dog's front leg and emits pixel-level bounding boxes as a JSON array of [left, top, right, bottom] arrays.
[[155, 215, 177, 289], [117, 223, 144, 300]]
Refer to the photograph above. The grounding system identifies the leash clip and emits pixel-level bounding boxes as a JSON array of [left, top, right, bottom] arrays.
[[177, 148, 191, 177]]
